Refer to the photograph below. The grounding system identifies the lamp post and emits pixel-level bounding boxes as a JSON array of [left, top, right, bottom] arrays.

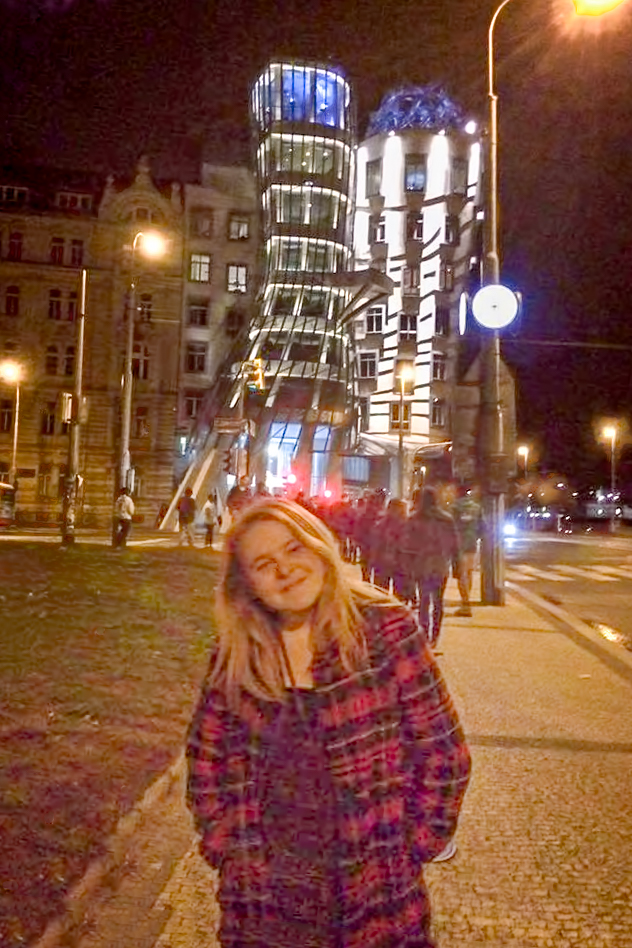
[[61, 268, 88, 546], [119, 231, 166, 492], [479, 0, 624, 604], [517, 444, 529, 478], [602, 425, 617, 533], [397, 364, 414, 500], [0, 360, 21, 485]]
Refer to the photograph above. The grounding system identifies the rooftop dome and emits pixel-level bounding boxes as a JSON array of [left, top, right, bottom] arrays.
[[366, 85, 467, 137]]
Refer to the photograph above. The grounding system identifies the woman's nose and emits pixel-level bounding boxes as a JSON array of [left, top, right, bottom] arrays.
[[275, 557, 292, 578]]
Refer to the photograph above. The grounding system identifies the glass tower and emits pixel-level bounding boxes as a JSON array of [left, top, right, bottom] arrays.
[[248, 61, 356, 496]]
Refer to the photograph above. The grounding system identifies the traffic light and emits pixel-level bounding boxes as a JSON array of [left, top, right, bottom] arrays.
[[244, 358, 265, 392]]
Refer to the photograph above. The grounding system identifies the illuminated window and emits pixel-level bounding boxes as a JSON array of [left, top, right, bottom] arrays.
[[45, 345, 58, 375], [390, 402, 411, 432], [188, 301, 208, 326], [185, 393, 203, 419], [399, 313, 417, 342], [5, 286, 19, 316], [366, 305, 384, 334], [1, 399, 12, 432], [366, 159, 382, 198], [64, 346, 75, 377], [451, 158, 468, 196], [41, 401, 56, 436], [186, 342, 206, 373], [48, 289, 62, 320], [432, 398, 447, 427], [369, 215, 385, 244], [8, 232, 22, 261], [228, 214, 250, 240], [359, 352, 377, 379], [50, 237, 65, 265], [436, 306, 450, 336], [227, 264, 248, 293], [407, 212, 424, 241], [190, 253, 211, 282], [432, 352, 447, 381], [70, 239, 84, 267], [404, 154, 427, 192], [132, 343, 150, 380]]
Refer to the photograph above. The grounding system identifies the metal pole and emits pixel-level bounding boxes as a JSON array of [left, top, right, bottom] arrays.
[[397, 375, 404, 500], [120, 274, 136, 491], [610, 432, 616, 533], [62, 269, 87, 545], [479, 0, 514, 606], [10, 383, 19, 485]]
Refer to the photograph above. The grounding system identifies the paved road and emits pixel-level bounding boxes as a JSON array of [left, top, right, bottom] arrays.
[[504, 531, 632, 649]]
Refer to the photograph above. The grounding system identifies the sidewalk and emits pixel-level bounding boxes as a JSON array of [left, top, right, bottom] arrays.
[[69, 580, 632, 948]]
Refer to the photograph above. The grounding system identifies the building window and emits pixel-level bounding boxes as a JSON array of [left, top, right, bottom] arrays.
[[45, 345, 58, 375], [227, 264, 248, 294], [306, 243, 329, 272], [390, 402, 411, 432], [70, 239, 84, 267], [0, 186, 27, 205], [1, 399, 12, 432], [366, 305, 384, 334], [185, 393, 203, 419], [5, 286, 19, 316], [228, 214, 250, 240], [186, 342, 206, 374], [359, 397, 370, 432], [404, 154, 427, 192], [139, 293, 152, 321], [188, 301, 208, 326], [190, 253, 211, 282], [38, 463, 54, 498], [359, 352, 377, 379], [133, 406, 149, 438], [50, 237, 65, 265], [432, 398, 446, 427], [280, 240, 302, 271], [191, 209, 213, 237], [132, 343, 150, 380], [41, 402, 56, 435], [406, 212, 424, 241], [399, 313, 417, 342], [49, 289, 62, 320], [66, 291, 77, 322], [451, 158, 468, 196], [63, 346, 75, 377], [432, 352, 447, 381], [225, 306, 245, 337], [8, 232, 22, 261], [365, 158, 382, 197], [369, 215, 385, 244], [436, 306, 450, 336], [440, 263, 455, 291], [445, 216, 460, 246], [402, 267, 420, 293]]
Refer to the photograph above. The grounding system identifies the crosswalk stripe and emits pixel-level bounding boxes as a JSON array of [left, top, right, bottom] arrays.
[[553, 564, 617, 582], [593, 565, 632, 580], [510, 564, 572, 582]]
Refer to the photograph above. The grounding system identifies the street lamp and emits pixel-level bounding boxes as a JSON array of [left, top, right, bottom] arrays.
[[119, 231, 166, 492], [0, 359, 22, 485], [517, 444, 529, 478], [61, 268, 88, 546], [397, 364, 414, 500], [479, 0, 625, 604], [602, 425, 617, 532]]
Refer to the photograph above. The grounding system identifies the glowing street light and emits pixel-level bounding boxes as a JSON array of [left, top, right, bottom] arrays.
[[397, 363, 415, 500], [573, 0, 625, 14], [0, 360, 22, 485], [517, 444, 529, 477], [119, 231, 167, 491], [602, 425, 618, 532]]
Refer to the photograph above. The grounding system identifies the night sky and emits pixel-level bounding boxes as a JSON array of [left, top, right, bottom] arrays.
[[2, 0, 632, 490]]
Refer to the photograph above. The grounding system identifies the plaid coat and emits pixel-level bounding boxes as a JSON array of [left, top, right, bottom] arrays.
[[187, 604, 471, 948]]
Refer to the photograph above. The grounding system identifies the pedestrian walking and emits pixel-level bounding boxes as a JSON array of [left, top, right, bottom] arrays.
[[201, 492, 220, 548], [407, 487, 460, 648], [354, 490, 385, 583], [226, 475, 252, 516], [373, 498, 415, 600], [177, 487, 197, 547], [187, 498, 471, 948], [451, 484, 482, 617], [112, 487, 134, 548]]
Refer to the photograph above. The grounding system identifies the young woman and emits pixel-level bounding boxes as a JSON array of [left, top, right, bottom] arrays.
[[187, 498, 470, 948]]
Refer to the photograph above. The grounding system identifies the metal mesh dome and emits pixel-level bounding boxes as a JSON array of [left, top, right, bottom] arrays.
[[366, 85, 466, 136]]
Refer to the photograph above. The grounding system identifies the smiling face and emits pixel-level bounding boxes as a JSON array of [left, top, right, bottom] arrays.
[[238, 518, 328, 625]]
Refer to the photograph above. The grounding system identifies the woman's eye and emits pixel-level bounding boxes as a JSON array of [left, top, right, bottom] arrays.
[[255, 560, 273, 572], [288, 543, 302, 553]]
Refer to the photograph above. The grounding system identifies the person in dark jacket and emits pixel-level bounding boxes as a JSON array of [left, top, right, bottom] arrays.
[[374, 498, 415, 601], [407, 487, 460, 647], [354, 490, 385, 583], [187, 498, 471, 948]]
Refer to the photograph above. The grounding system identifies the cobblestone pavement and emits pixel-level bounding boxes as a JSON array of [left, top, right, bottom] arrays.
[[76, 586, 632, 948]]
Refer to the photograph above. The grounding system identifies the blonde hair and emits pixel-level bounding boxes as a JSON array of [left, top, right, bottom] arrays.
[[210, 498, 393, 707]]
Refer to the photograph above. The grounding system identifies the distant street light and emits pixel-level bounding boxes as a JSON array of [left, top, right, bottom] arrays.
[[517, 444, 529, 478], [397, 364, 414, 500], [602, 425, 618, 533], [119, 231, 167, 491], [0, 359, 22, 485]]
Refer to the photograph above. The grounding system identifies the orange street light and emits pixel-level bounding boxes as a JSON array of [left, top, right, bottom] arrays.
[[573, 0, 625, 14], [0, 359, 23, 484]]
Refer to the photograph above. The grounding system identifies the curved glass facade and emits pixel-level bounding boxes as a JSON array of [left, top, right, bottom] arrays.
[[248, 61, 356, 496]]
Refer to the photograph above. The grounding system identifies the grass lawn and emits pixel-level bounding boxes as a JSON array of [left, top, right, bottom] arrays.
[[0, 543, 219, 948]]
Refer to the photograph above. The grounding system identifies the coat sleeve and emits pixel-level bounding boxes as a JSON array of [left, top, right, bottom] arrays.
[[186, 684, 241, 869], [380, 607, 471, 862]]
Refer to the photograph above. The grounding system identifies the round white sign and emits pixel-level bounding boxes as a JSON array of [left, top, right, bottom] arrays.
[[471, 284, 519, 330]]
